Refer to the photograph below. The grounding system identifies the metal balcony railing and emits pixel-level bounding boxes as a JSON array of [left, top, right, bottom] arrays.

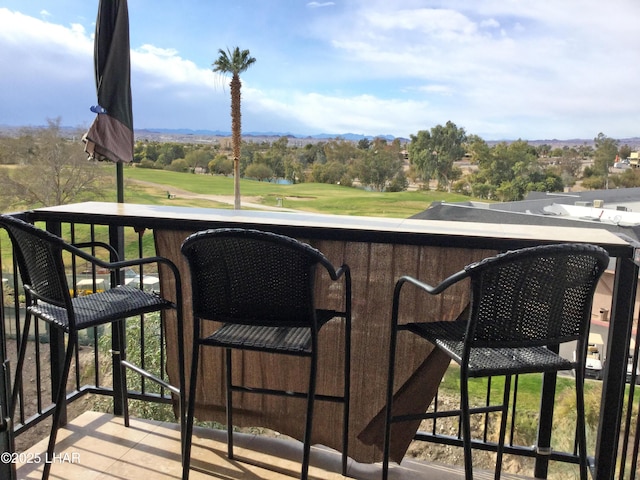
[[0, 203, 638, 479]]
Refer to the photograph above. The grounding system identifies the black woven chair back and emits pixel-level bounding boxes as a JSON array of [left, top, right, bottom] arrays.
[[465, 243, 609, 348], [181, 228, 334, 328], [0, 216, 70, 309]]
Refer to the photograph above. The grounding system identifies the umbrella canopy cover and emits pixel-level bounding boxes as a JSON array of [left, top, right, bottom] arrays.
[[84, 0, 133, 164]]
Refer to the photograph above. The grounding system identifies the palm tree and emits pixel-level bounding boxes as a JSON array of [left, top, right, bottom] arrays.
[[213, 47, 256, 209]]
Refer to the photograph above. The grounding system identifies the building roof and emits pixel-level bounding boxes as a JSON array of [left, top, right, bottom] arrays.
[[411, 187, 640, 243]]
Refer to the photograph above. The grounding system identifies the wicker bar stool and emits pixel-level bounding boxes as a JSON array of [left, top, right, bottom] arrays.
[[181, 228, 351, 480], [383, 243, 609, 480], [0, 215, 185, 480]]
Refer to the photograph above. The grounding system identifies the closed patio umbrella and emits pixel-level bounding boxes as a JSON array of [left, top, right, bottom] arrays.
[[83, 0, 133, 203]]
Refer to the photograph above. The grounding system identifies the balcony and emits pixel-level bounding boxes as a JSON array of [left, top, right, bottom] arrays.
[[17, 411, 529, 479], [2, 202, 640, 479]]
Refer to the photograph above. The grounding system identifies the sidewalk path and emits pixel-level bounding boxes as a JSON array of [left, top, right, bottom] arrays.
[[128, 178, 299, 212]]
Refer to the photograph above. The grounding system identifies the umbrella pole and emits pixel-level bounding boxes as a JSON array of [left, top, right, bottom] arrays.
[[114, 162, 126, 290], [116, 162, 124, 203]]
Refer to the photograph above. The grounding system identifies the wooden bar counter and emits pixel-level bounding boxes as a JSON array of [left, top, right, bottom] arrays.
[[30, 202, 633, 465]]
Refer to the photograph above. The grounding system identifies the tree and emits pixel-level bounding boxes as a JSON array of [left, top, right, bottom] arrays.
[[213, 47, 256, 209], [536, 144, 552, 158], [156, 143, 185, 166], [386, 170, 409, 192], [142, 141, 160, 163], [556, 148, 583, 180], [465, 134, 491, 165], [167, 158, 189, 172], [0, 130, 40, 165], [357, 138, 371, 150], [593, 133, 619, 189], [467, 140, 559, 201], [310, 161, 347, 184], [577, 143, 594, 159], [610, 168, 640, 188], [283, 156, 304, 184], [262, 137, 289, 179], [209, 154, 233, 175], [409, 121, 467, 191], [324, 139, 359, 165], [357, 139, 404, 191], [184, 148, 213, 172], [244, 163, 274, 181], [619, 144, 633, 161], [0, 118, 107, 209]]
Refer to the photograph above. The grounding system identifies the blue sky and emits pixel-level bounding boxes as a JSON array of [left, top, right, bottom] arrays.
[[1, 1, 639, 140]]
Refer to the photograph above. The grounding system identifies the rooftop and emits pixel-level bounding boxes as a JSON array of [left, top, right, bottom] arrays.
[[413, 186, 640, 242]]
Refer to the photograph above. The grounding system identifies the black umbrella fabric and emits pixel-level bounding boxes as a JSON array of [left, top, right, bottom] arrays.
[[84, 0, 133, 201]]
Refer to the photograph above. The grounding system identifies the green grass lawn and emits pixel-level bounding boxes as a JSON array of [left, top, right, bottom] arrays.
[[121, 167, 478, 218], [438, 364, 614, 456], [0, 165, 480, 271]]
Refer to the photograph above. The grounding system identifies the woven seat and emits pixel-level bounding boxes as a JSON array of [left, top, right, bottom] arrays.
[[31, 285, 172, 329], [383, 243, 609, 480], [0, 215, 185, 480], [181, 228, 351, 480], [406, 321, 575, 377]]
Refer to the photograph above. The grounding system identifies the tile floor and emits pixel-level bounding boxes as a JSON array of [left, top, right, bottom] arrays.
[[15, 411, 525, 479]]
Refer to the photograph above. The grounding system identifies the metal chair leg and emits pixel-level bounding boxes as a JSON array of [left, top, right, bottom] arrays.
[[176, 308, 187, 470], [41, 334, 75, 480], [113, 319, 130, 428], [225, 348, 234, 460], [301, 353, 317, 480], [382, 317, 399, 480], [10, 312, 31, 418], [575, 369, 588, 480], [341, 319, 351, 477], [182, 338, 201, 480], [460, 372, 473, 480], [495, 375, 512, 480]]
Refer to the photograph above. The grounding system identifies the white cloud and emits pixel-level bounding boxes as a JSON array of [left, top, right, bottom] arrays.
[[2, 3, 640, 139], [480, 18, 500, 29], [247, 89, 431, 137], [365, 8, 478, 37], [307, 2, 335, 8], [0, 8, 227, 130], [134, 45, 216, 87], [306, 0, 640, 137], [0, 9, 94, 125]]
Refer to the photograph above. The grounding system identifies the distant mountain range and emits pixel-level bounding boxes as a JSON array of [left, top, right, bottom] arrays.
[[136, 128, 400, 143], [135, 128, 640, 148], [131, 128, 640, 149], [2, 124, 640, 148]]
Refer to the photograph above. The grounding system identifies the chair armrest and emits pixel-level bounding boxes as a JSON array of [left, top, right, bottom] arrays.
[[66, 242, 182, 301], [109, 256, 182, 284], [395, 268, 469, 297], [67, 242, 177, 278], [332, 263, 350, 281], [72, 241, 120, 261], [391, 269, 469, 327]]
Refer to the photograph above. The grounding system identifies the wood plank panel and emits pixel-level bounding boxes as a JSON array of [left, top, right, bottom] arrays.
[[155, 228, 495, 463]]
